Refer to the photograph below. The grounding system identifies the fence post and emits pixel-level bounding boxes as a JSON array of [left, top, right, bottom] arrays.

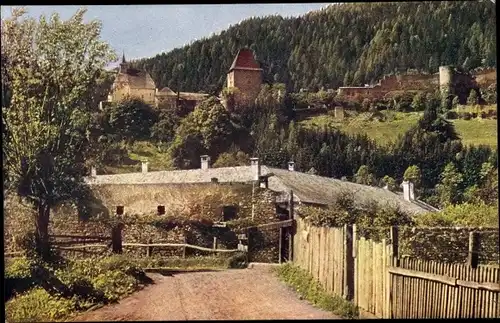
[[213, 237, 218, 250], [146, 238, 153, 257], [343, 224, 354, 301], [468, 231, 480, 268], [390, 226, 399, 267], [182, 236, 187, 258], [288, 190, 294, 262], [279, 227, 283, 264], [111, 224, 123, 254]]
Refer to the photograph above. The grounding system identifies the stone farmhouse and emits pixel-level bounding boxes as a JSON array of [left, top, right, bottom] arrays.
[[104, 53, 209, 110], [85, 156, 437, 221]]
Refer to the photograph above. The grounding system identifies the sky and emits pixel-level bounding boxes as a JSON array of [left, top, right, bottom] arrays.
[[1, 4, 332, 63]]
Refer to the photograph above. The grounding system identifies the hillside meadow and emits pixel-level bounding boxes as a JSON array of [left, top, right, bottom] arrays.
[[300, 110, 497, 148]]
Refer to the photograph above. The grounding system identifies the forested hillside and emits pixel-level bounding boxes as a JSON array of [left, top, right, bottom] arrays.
[[134, 1, 496, 93]]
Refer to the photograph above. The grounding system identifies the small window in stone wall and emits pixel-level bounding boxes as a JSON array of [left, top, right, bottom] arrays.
[[157, 205, 165, 215], [221, 205, 238, 222], [116, 206, 124, 215]]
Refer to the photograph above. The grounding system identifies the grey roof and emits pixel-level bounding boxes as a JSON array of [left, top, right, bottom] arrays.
[[85, 165, 435, 215], [85, 166, 257, 185]]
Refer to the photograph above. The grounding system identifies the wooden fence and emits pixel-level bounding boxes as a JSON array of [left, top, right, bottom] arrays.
[[293, 217, 346, 297], [390, 258, 499, 318], [5, 232, 243, 258], [292, 218, 500, 319]]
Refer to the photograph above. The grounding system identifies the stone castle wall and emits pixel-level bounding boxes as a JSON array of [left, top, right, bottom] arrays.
[[473, 68, 496, 88], [339, 66, 496, 103]]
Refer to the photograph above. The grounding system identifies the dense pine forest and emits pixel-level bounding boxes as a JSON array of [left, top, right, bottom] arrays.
[[134, 1, 496, 94]]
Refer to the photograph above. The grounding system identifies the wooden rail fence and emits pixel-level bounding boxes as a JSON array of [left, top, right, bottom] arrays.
[[293, 218, 500, 319]]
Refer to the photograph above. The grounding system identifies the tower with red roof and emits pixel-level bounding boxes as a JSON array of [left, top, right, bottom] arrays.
[[225, 48, 263, 108]]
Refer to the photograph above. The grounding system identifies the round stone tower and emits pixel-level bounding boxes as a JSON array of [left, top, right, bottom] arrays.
[[439, 66, 454, 96]]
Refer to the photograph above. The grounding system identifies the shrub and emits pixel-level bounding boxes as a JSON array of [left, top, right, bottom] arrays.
[[5, 287, 77, 322], [462, 112, 472, 120], [415, 202, 499, 227], [275, 263, 359, 319], [5, 255, 150, 321], [226, 252, 248, 269], [444, 110, 458, 120]]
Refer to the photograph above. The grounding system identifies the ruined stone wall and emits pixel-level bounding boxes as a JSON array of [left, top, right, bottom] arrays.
[[473, 68, 497, 88]]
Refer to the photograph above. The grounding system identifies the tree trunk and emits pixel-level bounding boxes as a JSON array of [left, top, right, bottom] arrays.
[[36, 201, 51, 260]]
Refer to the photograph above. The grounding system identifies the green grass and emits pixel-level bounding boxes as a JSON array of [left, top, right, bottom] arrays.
[[127, 141, 174, 171], [104, 141, 175, 174], [274, 263, 359, 319], [300, 110, 497, 148], [453, 119, 498, 148], [5, 255, 151, 322]]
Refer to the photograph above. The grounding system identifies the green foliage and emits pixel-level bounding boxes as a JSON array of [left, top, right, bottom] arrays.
[[134, 2, 496, 93], [411, 92, 426, 111], [169, 97, 235, 169], [6, 287, 78, 322], [436, 162, 464, 207], [415, 202, 499, 227], [382, 175, 397, 191], [403, 165, 421, 187], [213, 150, 250, 168], [300, 192, 414, 241], [482, 83, 497, 104], [108, 97, 158, 144], [151, 108, 182, 145], [5, 255, 149, 322], [275, 263, 359, 319], [354, 165, 376, 186], [467, 89, 479, 105], [2, 7, 116, 259]]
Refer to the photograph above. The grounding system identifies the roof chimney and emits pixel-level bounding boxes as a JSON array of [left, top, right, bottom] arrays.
[[401, 181, 415, 201], [201, 155, 211, 170], [141, 161, 149, 174], [91, 166, 97, 177], [288, 161, 295, 171], [250, 157, 261, 181]]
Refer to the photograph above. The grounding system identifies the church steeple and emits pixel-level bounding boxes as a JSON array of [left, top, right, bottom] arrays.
[[120, 51, 129, 72]]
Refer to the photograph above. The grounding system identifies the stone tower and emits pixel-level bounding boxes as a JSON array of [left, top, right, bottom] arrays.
[[439, 65, 454, 96], [226, 48, 263, 107]]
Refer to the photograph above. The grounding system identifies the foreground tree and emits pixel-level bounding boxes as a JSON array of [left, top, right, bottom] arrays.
[[2, 8, 115, 259]]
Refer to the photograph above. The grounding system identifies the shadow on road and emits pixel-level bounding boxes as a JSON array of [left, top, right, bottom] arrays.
[[144, 268, 225, 276]]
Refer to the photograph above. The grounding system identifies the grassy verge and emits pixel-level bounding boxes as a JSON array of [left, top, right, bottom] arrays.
[[5, 255, 152, 322], [132, 252, 248, 270], [5, 252, 247, 322], [274, 263, 359, 319]]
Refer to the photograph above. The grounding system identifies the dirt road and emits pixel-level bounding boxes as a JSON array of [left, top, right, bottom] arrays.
[[73, 266, 340, 321]]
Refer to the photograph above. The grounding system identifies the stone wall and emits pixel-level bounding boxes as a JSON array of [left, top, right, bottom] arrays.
[[230, 69, 262, 107], [473, 68, 497, 89], [337, 66, 496, 103], [111, 85, 156, 106], [4, 183, 280, 261]]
